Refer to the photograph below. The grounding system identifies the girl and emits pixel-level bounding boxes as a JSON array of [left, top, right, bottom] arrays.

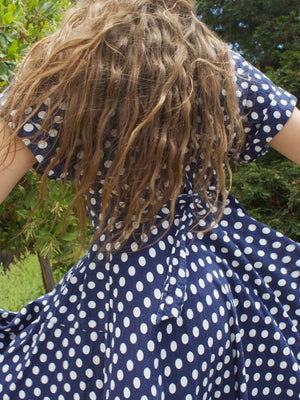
[[0, 0, 299, 399]]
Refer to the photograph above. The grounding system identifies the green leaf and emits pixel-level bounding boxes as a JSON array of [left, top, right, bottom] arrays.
[[2, 12, 13, 25], [28, 0, 40, 12], [7, 40, 18, 59]]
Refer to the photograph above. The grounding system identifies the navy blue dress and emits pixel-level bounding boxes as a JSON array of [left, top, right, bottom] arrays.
[[0, 52, 299, 400]]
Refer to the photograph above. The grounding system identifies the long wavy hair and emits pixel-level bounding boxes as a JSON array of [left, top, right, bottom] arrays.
[[1, 0, 244, 252]]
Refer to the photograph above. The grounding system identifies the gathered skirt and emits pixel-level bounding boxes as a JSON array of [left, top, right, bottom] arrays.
[[0, 194, 299, 400]]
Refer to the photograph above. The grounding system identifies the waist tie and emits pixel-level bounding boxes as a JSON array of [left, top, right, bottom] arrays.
[[155, 192, 210, 324]]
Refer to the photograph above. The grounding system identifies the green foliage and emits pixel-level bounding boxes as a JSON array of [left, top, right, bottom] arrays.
[[0, 170, 90, 270], [232, 150, 300, 242], [0, 0, 71, 88], [196, 0, 300, 97]]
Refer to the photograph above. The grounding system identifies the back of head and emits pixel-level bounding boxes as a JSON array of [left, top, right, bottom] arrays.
[[3, 0, 243, 251]]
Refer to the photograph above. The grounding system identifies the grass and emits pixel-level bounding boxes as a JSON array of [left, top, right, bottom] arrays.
[[0, 249, 86, 312], [0, 254, 54, 312]]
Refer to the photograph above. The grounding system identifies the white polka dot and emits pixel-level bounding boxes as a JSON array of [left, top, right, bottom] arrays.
[[133, 377, 141, 389], [144, 367, 151, 379], [286, 244, 296, 252], [23, 123, 34, 132], [273, 111, 281, 119]]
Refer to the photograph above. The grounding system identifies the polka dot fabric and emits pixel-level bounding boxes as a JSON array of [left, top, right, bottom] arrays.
[[0, 52, 299, 399], [231, 52, 296, 163]]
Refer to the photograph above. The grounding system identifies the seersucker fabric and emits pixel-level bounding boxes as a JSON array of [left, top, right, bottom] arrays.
[[0, 52, 299, 400]]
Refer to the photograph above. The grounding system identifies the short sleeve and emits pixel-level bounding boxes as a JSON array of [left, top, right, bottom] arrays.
[[230, 52, 297, 163], [0, 88, 72, 180]]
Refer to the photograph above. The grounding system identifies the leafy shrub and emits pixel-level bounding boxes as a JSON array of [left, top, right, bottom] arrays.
[[0, 0, 71, 88], [232, 149, 300, 242], [0, 170, 87, 268]]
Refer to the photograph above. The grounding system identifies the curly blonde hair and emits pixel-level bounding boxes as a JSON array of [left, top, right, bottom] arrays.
[[1, 0, 244, 251]]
